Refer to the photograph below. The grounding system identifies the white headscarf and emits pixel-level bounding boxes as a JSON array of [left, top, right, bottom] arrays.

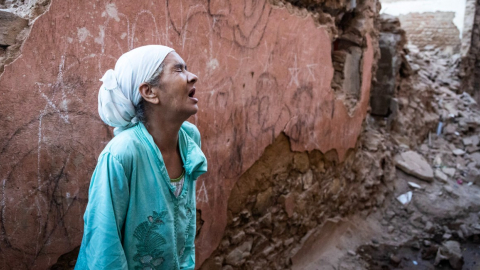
[[98, 45, 175, 135]]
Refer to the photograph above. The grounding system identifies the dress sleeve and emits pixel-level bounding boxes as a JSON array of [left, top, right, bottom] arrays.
[[78, 152, 130, 269]]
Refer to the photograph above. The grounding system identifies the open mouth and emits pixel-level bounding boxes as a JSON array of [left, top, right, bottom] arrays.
[[188, 88, 196, 98]]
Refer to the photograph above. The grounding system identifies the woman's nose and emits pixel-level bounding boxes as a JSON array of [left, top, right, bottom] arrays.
[[188, 72, 198, 84]]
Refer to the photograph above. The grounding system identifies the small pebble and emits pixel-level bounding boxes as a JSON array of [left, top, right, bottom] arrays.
[[425, 221, 434, 233], [390, 254, 401, 264]]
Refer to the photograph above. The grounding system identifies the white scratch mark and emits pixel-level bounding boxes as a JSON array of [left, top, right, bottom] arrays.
[[196, 180, 208, 203], [37, 110, 44, 186], [131, 10, 161, 49], [288, 55, 300, 87], [94, 25, 105, 45], [207, 58, 219, 71], [38, 92, 69, 123], [77, 27, 91, 43], [306, 64, 318, 82], [105, 3, 120, 22]]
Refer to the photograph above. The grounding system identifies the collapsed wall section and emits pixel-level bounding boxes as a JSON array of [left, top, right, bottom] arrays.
[[201, 129, 395, 269], [0, 0, 379, 269]]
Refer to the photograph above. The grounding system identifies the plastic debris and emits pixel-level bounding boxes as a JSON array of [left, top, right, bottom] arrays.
[[408, 182, 422, 189], [436, 122, 443, 135], [397, 191, 413, 205], [457, 179, 463, 185]]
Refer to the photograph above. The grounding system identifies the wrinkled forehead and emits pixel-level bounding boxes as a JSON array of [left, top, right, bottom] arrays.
[[162, 51, 186, 67]]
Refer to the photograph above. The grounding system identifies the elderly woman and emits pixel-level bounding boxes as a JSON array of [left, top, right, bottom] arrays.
[[75, 45, 207, 270]]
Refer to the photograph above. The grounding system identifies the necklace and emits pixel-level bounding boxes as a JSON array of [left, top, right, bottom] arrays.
[[170, 169, 185, 183]]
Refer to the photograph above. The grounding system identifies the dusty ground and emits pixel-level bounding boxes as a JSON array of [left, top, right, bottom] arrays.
[[290, 169, 480, 270]]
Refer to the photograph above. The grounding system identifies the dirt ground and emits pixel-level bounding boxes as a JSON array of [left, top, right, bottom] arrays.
[[291, 169, 480, 270]]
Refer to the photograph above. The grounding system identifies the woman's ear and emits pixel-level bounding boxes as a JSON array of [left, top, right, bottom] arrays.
[[139, 83, 160, 105]]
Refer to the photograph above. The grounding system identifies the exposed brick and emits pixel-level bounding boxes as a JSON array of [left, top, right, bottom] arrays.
[[398, 12, 461, 52]]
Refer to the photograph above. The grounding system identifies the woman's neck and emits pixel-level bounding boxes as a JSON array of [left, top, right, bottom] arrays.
[[144, 110, 184, 155]]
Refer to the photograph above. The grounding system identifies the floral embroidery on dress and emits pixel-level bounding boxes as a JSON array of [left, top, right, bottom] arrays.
[[179, 205, 194, 259], [133, 211, 168, 270]]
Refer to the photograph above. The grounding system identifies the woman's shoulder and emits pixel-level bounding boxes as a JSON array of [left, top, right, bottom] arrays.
[[101, 127, 145, 162]]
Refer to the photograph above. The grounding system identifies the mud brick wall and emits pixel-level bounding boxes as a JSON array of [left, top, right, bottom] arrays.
[[0, 0, 388, 269], [370, 14, 406, 117], [398, 12, 461, 52]]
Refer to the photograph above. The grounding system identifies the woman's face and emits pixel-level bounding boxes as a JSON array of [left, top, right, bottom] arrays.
[[154, 52, 199, 119]]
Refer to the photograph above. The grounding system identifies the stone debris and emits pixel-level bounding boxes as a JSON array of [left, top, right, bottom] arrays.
[[0, 10, 28, 46], [442, 167, 456, 177], [466, 168, 480, 185], [434, 241, 464, 269], [394, 151, 434, 182], [415, 81, 480, 186], [434, 169, 449, 182], [356, 12, 480, 270]]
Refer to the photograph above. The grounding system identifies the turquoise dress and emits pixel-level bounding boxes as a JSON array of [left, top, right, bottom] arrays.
[[75, 121, 207, 270]]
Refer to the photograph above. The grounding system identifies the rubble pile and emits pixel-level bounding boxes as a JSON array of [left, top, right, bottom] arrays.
[[393, 40, 480, 188], [419, 92, 480, 187], [357, 33, 480, 270], [391, 45, 464, 148], [395, 50, 480, 185]]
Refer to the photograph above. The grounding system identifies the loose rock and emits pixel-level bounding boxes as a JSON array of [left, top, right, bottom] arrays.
[[442, 167, 456, 177], [395, 151, 434, 182], [434, 241, 463, 270], [435, 169, 449, 182]]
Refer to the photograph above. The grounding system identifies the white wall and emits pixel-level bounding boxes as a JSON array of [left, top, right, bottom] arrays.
[[380, 0, 467, 37]]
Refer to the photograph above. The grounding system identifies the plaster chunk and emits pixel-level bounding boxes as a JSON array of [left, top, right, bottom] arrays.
[[395, 151, 434, 182]]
